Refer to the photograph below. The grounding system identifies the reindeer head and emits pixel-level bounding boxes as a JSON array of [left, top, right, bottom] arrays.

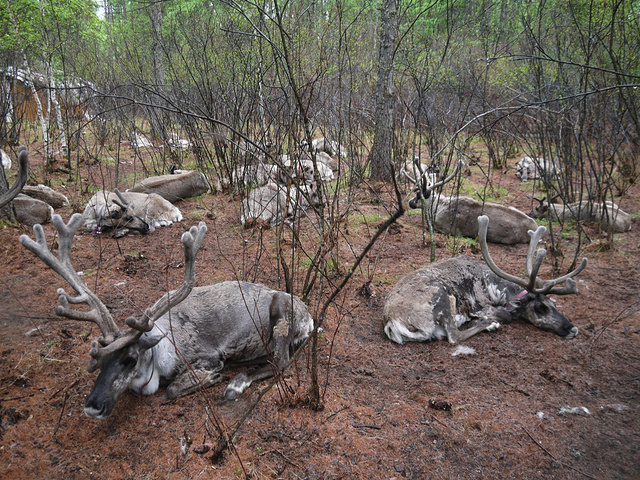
[[529, 197, 549, 219], [20, 214, 207, 417], [407, 160, 461, 209], [93, 189, 151, 235], [477, 215, 587, 338]]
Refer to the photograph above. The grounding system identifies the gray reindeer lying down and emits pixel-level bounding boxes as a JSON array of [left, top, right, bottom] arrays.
[[20, 214, 314, 418], [384, 215, 587, 344]]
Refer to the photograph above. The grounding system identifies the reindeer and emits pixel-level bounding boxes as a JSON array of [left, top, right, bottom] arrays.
[[384, 215, 587, 345], [22, 184, 69, 209], [0, 146, 28, 210], [300, 150, 338, 171], [19, 215, 314, 418], [530, 197, 632, 233], [82, 189, 183, 236], [409, 161, 539, 244], [241, 182, 321, 227], [1, 148, 12, 170], [281, 155, 335, 183], [307, 136, 347, 158], [516, 156, 559, 182], [230, 162, 282, 189], [398, 157, 440, 187], [12, 194, 54, 225], [129, 170, 210, 203]]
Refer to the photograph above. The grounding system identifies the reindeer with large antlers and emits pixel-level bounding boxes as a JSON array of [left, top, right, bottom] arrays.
[[408, 160, 539, 244], [383, 215, 587, 344], [20, 215, 314, 418]]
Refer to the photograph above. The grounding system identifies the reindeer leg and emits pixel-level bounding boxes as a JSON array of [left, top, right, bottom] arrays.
[[223, 292, 295, 400], [443, 295, 500, 344], [166, 356, 227, 399]]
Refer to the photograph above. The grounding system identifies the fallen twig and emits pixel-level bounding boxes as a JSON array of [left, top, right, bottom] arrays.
[[353, 423, 382, 430], [522, 425, 598, 480]]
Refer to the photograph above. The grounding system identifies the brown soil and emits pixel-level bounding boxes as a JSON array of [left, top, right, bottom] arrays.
[[1, 146, 639, 480]]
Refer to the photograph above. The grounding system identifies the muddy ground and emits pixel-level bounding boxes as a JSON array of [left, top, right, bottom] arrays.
[[0, 145, 639, 479]]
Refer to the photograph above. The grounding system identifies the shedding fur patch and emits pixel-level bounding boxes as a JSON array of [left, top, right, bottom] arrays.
[[452, 345, 477, 356], [486, 282, 506, 305], [273, 318, 290, 338], [454, 314, 471, 328]]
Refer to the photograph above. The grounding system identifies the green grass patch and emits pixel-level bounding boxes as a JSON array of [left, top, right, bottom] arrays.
[[459, 181, 511, 202], [444, 235, 477, 255], [346, 210, 384, 233]]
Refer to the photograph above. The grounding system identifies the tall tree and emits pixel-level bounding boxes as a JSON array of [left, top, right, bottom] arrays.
[[369, 0, 399, 181]]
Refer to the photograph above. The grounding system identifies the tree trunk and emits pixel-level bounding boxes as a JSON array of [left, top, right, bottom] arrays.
[[22, 57, 50, 158], [369, 0, 399, 182], [149, 0, 168, 141], [151, 1, 165, 90]]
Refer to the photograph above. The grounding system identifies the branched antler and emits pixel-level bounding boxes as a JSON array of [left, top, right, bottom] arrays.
[[0, 146, 29, 209], [112, 188, 130, 211], [477, 215, 587, 296], [20, 214, 121, 344], [127, 222, 207, 331], [407, 159, 462, 207], [20, 214, 208, 372]]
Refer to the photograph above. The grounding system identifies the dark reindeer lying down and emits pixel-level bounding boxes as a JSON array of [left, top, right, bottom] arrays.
[[20, 214, 314, 418], [384, 215, 587, 344]]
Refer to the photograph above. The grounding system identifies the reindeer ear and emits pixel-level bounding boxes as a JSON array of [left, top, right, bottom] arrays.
[[139, 331, 164, 349]]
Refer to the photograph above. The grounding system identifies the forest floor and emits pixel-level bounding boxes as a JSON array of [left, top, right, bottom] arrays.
[[0, 142, 639, 479]]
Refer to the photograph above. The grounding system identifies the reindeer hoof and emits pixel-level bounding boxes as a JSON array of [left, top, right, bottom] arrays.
[[223, 373, 251, 401], [486, 321, 500, 332], [223, 389, 239, 401]]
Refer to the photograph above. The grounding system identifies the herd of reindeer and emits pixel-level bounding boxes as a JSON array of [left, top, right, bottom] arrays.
[[0, 138, 632, 418]]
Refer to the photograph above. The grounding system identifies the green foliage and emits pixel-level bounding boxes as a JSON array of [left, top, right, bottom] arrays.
[[459, 181, 511, 203], [445, 234, 476, 256], [1, 0, 101, 63]]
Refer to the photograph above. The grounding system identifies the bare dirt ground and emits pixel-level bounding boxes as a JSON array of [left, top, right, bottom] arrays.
[[1, 145, 639, 480]]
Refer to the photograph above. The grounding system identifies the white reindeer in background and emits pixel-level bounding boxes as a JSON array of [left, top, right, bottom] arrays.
[[530, 197, 632, 233], [83, 189, 182, 236], [516, 156, 560, 182], [241, 182, 322, 227]]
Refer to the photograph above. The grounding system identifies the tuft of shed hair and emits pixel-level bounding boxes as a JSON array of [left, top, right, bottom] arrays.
[[451, 345, 477, 356]]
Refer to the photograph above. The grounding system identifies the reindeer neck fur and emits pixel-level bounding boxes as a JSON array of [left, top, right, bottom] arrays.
[[127, 332, 180, 395]]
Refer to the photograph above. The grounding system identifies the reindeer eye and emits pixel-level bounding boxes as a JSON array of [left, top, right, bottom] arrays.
[[534, 303, 550, 315], [122, 354, 138, 367]]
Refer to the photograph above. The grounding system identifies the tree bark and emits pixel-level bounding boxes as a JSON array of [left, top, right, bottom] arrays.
[[369, 0, 399, 182]]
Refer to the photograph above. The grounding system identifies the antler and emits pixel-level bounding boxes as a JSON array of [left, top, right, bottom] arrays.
[[477, 215, 587, 296], [20, 214, 121, 345], [408, 159, 462, 207], [0, 146, 29, 209], [20, 214, 208, 372], [86, 221, 208, 371], [111, 188, 130, 210], [430, 159, 462, 190]]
